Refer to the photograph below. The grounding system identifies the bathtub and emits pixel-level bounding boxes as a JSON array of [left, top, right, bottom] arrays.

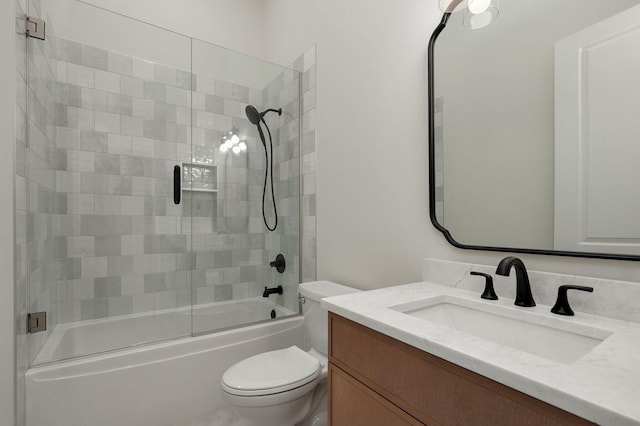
[[26, 298, 304, 426], [34, 297, 295, 364]]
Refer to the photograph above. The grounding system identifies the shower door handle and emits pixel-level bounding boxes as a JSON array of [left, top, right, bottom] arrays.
[[173, 165, 181, 204]]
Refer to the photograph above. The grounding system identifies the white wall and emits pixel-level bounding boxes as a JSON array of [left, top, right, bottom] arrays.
[[78, 0, 266, 59], [0, 0, 16, 423], [49, 0, 280, 88], [261, 0, 640, 289]]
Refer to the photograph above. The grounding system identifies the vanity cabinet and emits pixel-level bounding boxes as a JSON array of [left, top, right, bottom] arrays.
[[328, 313, 594, 426]]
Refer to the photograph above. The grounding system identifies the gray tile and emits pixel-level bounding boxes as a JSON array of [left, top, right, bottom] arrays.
[[132, 58, 155, 80], [81, 256, 108, 278], [57, 83, 81, 107], [51, 148, 68, 170], [155, 64, 176, 86], [80, 87, 108, 111], [108, 256, 134, 276], [144, 81, 166, 102], [94, 111, 120, 133], [120, 196, 144, 215], [143, 120, 167, 140], [176, 70, 192, 90], [107, 134, 132, 155], [108, 295, 133, 316], [81, 299, 108, 320], [214, 251, 233, 268], [205, 95, 224, 114], [121, 116, 144, 137], [107, 175, 133, 195], [155, 102, 177, 123], [214, 80, 232, 98], [120, 156, 145, 176], [132, 98, 154, 120], [95, 277, 121, 298], [81, 172, 108, 194], [81, 215, 133, 236], [108, 93, 132, 116], [231, 84, 249, 103], [94, 153, 121, 175], [108, 52, 132, 76], [67, 106, 94, 130], [121, 75, 144, 98], [94, 235, 122, 257], [81, 44, 108, 71], [214, 284, 232, 302], [95, 70, 120, 93], [81, 130, 108, 152], [57, 39, 82, 64], [67, 63, 94, 88], [94, 195, 121, 215], [144, 273, 167, 292]]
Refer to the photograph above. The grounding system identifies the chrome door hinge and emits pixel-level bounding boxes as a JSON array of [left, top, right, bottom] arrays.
[[27, 312, 47, 334], [26, 16, 45, 40]]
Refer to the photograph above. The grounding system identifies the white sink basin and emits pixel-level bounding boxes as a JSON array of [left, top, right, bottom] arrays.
[[390, 296, 612, 364]]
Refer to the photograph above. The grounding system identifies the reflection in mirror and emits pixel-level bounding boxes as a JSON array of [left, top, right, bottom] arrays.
[[430, 0, 640, 259]]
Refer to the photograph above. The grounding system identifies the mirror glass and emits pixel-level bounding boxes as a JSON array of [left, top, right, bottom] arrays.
[[432, 0, 640, 257]]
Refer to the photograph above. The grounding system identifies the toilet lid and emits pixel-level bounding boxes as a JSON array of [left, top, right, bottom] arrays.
[[221, 346, 321, 396]]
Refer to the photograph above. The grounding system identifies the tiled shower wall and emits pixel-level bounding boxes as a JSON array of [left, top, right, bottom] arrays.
[[262, 66, 302, 310], [299, 47, 317, 284], [50, 38, 309, 322], [53, 37, 195, 322]]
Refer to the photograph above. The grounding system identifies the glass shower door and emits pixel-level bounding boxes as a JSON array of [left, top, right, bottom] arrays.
[[190, 40, 302, 335], [24, 0, 193, 365]]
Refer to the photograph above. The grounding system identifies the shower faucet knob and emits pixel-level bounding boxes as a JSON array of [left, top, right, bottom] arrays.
[[269, 254, 286, 273]]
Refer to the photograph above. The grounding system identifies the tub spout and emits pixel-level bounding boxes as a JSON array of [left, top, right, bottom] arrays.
[[263, 285, 283, 298]]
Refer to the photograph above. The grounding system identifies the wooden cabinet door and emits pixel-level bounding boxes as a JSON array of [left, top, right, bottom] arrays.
[[329, 363, 424, 426]]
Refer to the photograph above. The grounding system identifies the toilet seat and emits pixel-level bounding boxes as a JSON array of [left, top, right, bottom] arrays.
[[222, 346, 321, 397]]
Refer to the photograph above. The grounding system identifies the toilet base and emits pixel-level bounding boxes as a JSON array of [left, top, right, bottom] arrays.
[[227, 391, 313, 426]]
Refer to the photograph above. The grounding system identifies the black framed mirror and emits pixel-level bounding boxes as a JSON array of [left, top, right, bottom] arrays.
[[428, 0, 640, 261]]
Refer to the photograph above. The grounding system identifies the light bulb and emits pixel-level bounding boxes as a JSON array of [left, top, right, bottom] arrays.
[[232, 145, 241, 154], [230, 134, 240, 145], [220, 144, 228, 153], [239, 142, 247, 151], [468, 0, 491, 14]]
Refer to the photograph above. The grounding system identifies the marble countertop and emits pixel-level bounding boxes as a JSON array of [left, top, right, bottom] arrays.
[[322, 282, 640, 426]]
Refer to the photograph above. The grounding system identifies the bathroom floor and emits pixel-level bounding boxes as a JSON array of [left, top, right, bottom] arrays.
[[175, 407, 252, 426]]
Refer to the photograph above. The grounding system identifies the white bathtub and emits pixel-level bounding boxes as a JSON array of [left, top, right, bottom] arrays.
[[34, 297, 295, 364], [26, 299, 304, 426]]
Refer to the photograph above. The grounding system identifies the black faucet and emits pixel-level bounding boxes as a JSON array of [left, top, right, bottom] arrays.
[[263, 285, 283, 298], [551, 285, 593, 316], [495, 256, 536, 307]]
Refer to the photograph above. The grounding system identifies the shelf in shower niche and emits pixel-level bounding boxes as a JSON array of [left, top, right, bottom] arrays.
[[182, 187, 218, 193], [182, 162, 217, 194]]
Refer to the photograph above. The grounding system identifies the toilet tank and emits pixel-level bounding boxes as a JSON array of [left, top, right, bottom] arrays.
[[298, 281, 360, 356]]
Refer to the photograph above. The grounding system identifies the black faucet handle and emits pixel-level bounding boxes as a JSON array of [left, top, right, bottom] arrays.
[[551, 285, 594, 316], [470, 272, 498, 300], [269, 254, 286, 273]]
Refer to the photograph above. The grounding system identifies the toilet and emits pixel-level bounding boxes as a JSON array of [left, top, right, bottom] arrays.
[[221, 281, 359, 426]]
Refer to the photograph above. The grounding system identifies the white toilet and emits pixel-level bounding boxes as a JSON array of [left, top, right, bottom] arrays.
[[221, 281, 359, 426]]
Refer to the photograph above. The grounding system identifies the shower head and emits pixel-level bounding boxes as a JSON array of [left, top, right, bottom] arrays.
[[245, 105, 283, 125], [245, 105, 262, 125]]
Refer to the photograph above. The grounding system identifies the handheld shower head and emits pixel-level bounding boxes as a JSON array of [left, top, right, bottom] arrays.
[[244, 104, 283, 232], [245, 105, 283, 125], [245, 105, 262, 125]]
